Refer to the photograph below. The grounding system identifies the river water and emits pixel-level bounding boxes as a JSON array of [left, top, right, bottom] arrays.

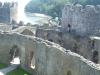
[[1, 0, 51, 24]]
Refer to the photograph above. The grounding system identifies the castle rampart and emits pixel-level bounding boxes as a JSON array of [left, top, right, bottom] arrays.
[[62, 4, 100, 35], [0, 33, 100, 75], [0, 2, 18, 24]]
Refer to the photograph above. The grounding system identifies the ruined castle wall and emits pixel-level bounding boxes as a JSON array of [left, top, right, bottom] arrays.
[[36, 28, 100, 64], [62, 4, 100, 34], [91, 37, 100, 63], [0, 33, 35, 74], [62, 33, 91, 60], [36, 28, 57, 42], [10, 2, 18, 24], [62, 33, 100, 64], [0, 7, 10, 23], [62, 4, 73, 31], [0, 33, 100, 75], [0, 25, 12, 31], [0, 2, 18, 24]]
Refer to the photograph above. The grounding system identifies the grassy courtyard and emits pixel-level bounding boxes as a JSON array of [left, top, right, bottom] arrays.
[[0, 63, 31, 75], [0, 63, 8, 70], [6, 67, 31, 75]]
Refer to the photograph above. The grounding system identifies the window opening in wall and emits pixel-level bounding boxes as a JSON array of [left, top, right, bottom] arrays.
[[9, 45, 20, 65], [67, 71, 72, 75], [92, 51, 99, 64], [48, 39, 53, 42], [30, 51, 35, 69], [67, 24, 71, 33], [91, 40, 95, 49]]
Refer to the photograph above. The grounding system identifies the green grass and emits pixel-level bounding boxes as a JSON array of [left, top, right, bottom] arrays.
[[0, 63, 8, 70], [6, 67, 31, 75]]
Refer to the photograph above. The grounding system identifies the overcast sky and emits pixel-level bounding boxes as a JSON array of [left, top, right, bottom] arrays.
[[1, 0, 30, 3], [1, 0, 30, 8]]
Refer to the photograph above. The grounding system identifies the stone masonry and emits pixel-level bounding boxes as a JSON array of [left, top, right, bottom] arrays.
[[62, 4, 100, 35], [0, 33, 100, 75], [0, 2, 18, 24]]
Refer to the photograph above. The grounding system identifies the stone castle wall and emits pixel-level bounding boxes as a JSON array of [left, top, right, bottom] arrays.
[[0, 2, 18, 24], [62, 4, 100, 34], [36, 28, 100, 65], [0, 33, 100, 75]]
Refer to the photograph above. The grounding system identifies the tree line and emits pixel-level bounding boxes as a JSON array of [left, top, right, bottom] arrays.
[[25, 0, 100, 18]]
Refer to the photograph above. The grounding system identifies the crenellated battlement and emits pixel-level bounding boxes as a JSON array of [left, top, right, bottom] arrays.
[[0, 1, 18, 9], [62, 4, 100, 35], [63, 4, 100, 13], [74, 4, 82, 11], [0, 1, 18, 8]]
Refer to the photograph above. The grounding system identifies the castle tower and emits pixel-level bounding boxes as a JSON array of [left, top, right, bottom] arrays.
[[0, 2, 18, 24], [62, 4, 100, 35]]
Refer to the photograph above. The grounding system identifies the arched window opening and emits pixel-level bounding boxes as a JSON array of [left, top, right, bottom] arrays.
[[48, 39, 53, 42], [67, 71, 72, 75], [91, 40, 95, 49], [92, 51, 99, 64], [67, 24, 72, 33], [9, 45, 20, 65], [30, 51, 35, 69]]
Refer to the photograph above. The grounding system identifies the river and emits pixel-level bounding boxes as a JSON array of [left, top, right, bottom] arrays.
[[1, 0, 51, 24]]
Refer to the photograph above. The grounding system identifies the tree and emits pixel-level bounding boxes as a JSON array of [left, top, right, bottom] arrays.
[[25, 0, 99, 18]]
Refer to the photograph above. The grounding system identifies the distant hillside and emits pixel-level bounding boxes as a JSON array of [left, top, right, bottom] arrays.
[[25, 0, 100, 18]]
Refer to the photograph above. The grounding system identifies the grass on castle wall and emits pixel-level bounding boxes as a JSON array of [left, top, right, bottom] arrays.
[[0, 63, 8, 70], [6, 67, 31, 75]]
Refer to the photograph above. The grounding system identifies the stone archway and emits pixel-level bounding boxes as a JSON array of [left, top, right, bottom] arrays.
[[92, 51, 99, 64], [9, 45, 20, 64], [20, 29, 34, 36]]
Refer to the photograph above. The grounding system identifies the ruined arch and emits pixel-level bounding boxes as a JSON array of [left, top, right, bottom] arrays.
[[20, 29, 34, 36], [9, 45, 20, 64], [92, 51, 99, 64]]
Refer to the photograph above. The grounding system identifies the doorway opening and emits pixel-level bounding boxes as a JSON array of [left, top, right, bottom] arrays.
[[30, 51, 35, 69], [9, 45, 20, 65], [92, 51, 99, 64], [67, 24, 71, 33]]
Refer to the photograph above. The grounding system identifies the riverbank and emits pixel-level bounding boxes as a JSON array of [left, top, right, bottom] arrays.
[[22, 12, 51, 25]]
